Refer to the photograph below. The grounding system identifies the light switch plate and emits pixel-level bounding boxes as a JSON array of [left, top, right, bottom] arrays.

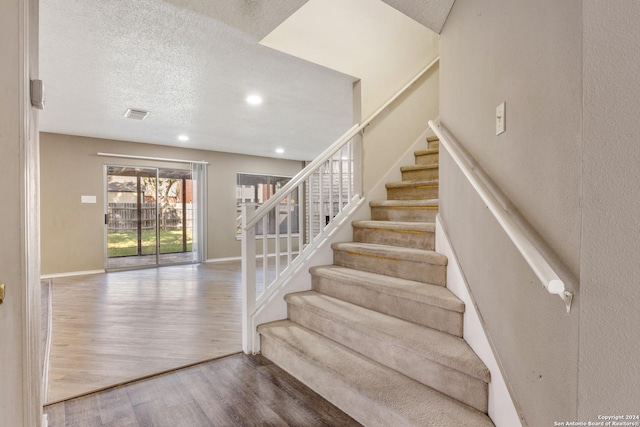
[[81, 195, 97, 204], [496, 102, 506, 135]]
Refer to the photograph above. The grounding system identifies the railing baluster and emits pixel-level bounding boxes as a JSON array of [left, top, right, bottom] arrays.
[[319, 165, 324, 235], [298, 185, 304, 255], [329, 158, 334, 225], [339, 147, 344, 213], [348, 139, 353, 200], [262, 216, 268, 292], [308, 174, 314, 242], [275, 196, 281, 280], [287, 192, 292, 267]]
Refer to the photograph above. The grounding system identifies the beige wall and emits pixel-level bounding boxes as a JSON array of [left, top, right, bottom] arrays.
[[40, 133, 303, 275], [580, 0, 640, 418], [439, 0, 582, 425], [362, 63, 439, 193], [0, 1, 28, 424], [261, 0, 439, 119], [442, 0, 640, 423], [0, 0, 41, 425]]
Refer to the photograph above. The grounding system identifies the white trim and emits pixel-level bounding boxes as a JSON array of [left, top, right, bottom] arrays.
[[20, 0, 41, 424], [41, 270, 106, 279], [97, 152, 209, 165], [436, 215, 523, 427], [206, 256, 242, 263], [42, 280, 52, 404]]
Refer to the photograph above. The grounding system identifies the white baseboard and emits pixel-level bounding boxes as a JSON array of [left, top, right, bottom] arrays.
[[206, 256, 241, 263], [40, 269, 105, 279], [436, 215, 523, 427], [42, 414, 48, 427]]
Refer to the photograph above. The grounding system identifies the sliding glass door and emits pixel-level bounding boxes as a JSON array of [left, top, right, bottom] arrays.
[[105, 165, 201, 270]]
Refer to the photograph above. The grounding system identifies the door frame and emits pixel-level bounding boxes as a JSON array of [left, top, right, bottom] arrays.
[[104, 164, 197, 270], [10, 0, 42, 425]]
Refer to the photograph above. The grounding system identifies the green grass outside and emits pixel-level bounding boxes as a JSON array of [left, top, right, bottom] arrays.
[[108, 229, 193, 257]]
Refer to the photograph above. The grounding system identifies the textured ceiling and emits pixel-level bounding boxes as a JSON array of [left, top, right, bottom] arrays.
[[39, 0, 355, 161], [380, 0, 455, 33]]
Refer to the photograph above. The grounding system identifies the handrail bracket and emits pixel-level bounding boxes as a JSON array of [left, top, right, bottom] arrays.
[[561, 291, 573, 314]]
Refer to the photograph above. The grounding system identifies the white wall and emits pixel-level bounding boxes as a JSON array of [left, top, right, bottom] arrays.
[[580, 0, 640, 418]]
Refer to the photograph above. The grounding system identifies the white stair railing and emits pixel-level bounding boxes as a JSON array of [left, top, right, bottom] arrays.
[[241, 126, 361, 353], [242, 56, 440, 353]]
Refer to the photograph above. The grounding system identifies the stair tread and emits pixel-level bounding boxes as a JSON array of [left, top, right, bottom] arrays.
[[259, 320, 493, 427], [369, 199, 439, 207], [400, 163, 439, 172], [331, 241, 447, 265], [415, 148, 440, 155], [386, 179, 439, 189], [286, 291, 490, 382], [427, 136, 439, 142], [352, 220, 435, 233], [310, 265, 463, 313]]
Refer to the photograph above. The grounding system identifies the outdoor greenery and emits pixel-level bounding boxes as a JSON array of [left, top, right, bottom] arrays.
[[108, 229, 193, 257]]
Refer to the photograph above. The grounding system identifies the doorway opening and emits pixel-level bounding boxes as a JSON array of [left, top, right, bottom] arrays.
[[105, 165, 196, 270]]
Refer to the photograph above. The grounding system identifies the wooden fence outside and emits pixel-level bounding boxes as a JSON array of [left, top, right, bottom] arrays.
[[107, 202, 192, 232]]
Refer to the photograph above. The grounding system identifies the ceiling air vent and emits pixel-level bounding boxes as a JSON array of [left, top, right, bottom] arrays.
[[124, 108, 149, 120]]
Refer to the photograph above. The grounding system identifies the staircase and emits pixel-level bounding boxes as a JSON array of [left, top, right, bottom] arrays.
[[258, 136, 494, 427]]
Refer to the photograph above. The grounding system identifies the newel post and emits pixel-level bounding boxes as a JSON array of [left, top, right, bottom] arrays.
[[241, 203, 257, 354]]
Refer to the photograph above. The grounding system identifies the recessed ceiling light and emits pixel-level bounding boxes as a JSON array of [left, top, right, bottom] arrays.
[[178, 135, 189, 142], [246, 95, 263, 106], [275, 148, 284, 154]]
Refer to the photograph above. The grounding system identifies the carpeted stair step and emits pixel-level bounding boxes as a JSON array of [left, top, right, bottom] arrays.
[[258, 320, 494, 427], [310, 265, 463, 336], [401, 163, 439, 181], [286, 291, 490, 412], [427, 135, 440, 149], [331, 242, 447, 286], [386, 180, 439, 200], [352, 220, 435, 250], [370, 199, 439, 222], [414, 148, 439, 165]]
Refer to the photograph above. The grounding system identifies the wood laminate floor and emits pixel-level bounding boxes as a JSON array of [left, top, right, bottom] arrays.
[[47, 261, 246, 404], [44, 353, 362, 427]]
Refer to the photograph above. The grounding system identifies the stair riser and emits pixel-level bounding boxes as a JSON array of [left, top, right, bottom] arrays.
[[353, 227, 435, 250], [387, 185, 439, 200], [311, 274, 463, 336], [333, 249, 446, 286], [288, 304, 489, 413], [428, 140, 440, 150], [260, 333, 404, 427], [370, 206, 438, 222], [415, 152, 439, 165], [401, 168, 439, 181]]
